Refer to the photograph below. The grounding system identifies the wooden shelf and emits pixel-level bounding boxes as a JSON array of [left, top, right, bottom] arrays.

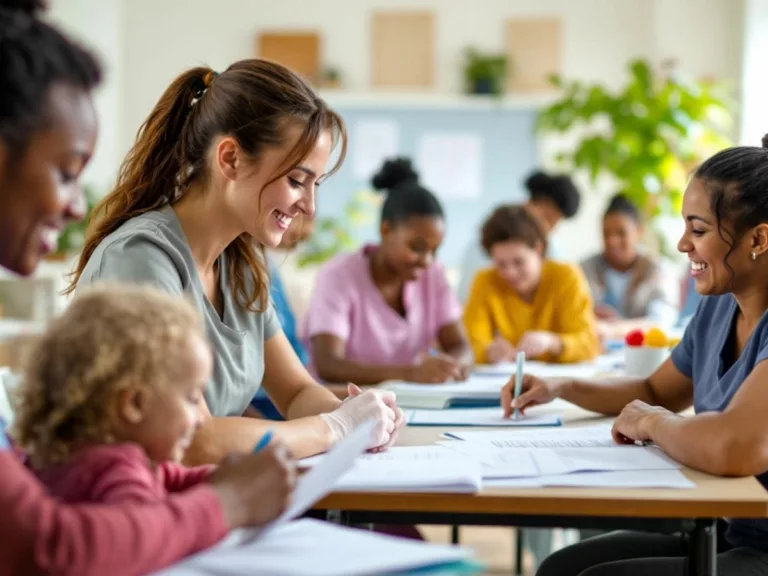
[[317, 90, 560, 110]]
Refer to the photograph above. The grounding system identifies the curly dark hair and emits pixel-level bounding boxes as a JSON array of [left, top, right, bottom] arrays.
[[525, 171, 581, 219]]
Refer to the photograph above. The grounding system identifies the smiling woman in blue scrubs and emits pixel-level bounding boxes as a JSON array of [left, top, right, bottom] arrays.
[[503, 139, 768, 576]]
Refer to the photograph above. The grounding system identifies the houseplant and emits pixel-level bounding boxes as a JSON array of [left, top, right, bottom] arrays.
[[536, 59, 733, 253], [463, 48, 508, 96], [51, 184, 98, 259], [296, 190, 379, 268]]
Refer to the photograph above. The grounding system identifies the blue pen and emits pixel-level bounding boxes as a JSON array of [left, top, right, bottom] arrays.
[[252, 430, 273, 454], [428, 348, 440, 358], [513, 351, 525, 421]]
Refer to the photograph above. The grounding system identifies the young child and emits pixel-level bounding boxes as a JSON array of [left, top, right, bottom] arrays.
[[13, 285, 222, 505]]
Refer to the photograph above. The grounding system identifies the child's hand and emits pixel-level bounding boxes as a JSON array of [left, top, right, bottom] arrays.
[[209, 441, 296, 529]]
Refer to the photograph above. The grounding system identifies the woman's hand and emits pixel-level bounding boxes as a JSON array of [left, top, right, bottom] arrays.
[[611, 400, 675, 445], [518, 331, 562, 358], [486, 337, 516, 364], [209, 440, 296, 529], [500, 374, 566, 418], [407, 354, 460, 383], [319, 384, 400, 450]]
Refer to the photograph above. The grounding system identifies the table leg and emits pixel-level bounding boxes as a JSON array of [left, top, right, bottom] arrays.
[[515, 529, 524, 576], [686, 518, 717, 576], [451, 525, 460, 544]]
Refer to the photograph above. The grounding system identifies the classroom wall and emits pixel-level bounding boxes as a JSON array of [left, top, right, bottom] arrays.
[[48, 0, 744, 263]]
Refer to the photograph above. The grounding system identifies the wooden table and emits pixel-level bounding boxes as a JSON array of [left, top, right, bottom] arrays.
[[314, 403, 768, 576]]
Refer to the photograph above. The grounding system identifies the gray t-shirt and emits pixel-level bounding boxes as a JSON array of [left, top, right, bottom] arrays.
[[77, 205, 280, 417]]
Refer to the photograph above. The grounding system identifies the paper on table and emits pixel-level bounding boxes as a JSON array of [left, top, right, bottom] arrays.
[[154, 518, 476, 576], [438, 442, 541, 479], [440, 442, 680, 477], [301, 444, 531, 480], [444, 424, 616, 446], [406, 408, 561, 427], [531, 446, 680, 475], [334, 459, 484, 493], [417, 132, 483, 199], [276, 419, 376, 525], [352, 119, 399, 179], [483, 469, 695, 489]]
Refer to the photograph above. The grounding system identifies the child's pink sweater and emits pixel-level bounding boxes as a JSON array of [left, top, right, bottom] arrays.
[[37, 443, 215, 505]]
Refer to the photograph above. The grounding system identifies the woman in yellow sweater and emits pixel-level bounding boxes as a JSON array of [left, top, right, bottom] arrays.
[[464, 205, 599, 364]]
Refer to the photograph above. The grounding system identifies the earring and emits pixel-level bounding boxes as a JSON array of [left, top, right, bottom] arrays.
[[752, 252, 757, 261]]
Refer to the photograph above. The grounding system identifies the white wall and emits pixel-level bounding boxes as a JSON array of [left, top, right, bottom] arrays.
[[49, 0, 744, 261], [741, 0, 768, 146], [47, 0, 123, 193]]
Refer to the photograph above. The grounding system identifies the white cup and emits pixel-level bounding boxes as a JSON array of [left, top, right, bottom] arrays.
[[624, 346, 669, 378]]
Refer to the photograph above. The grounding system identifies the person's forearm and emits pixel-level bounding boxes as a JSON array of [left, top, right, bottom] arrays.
[[184, 415, 333, 465], [560, 377, 658, 415], [647, 411, 768, 477], [285, 384, 341, 420], [315, 357, 411, 385]]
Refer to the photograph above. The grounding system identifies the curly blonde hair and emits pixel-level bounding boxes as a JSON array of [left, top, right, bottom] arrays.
[[13, 284, 206, 468]]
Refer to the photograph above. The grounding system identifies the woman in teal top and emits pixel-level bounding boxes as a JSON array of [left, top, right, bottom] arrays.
[[504, 140, 768, 575]]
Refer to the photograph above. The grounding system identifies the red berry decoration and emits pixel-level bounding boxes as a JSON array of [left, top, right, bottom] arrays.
[[625, 329, 645, 347]]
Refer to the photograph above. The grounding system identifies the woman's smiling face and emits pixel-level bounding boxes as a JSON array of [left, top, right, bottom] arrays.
[[678, 178, 755, 296]]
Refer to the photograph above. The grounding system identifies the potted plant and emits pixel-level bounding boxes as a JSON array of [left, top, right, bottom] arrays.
[[322, 66, 342, 89], [297, 190, 378, 268], [463, 48, 508, 96], [536, 59, 733, 255], [50, 185, 99, 259]]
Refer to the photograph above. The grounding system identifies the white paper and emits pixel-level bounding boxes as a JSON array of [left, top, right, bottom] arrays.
[[531, 446, 680, 476], [473, 354, 625, 378], [444, 424, 616, 447], [406, 408, 561, 428], [438, 442, 540, 479], [334, 459, 483, 493], [417, 133, 483, 199], [352, 119, 399, 180], [154, 518, 473, 576], [277, 420, 375, 525], [484, 469, 695, 490]]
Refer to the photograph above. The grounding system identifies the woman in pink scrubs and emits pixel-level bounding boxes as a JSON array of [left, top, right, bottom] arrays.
[[306, 157, 472, 385]]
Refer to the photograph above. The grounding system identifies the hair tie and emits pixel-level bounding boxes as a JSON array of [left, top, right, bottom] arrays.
[[192, 70, 219, 106], [204, 70, 220, 88]]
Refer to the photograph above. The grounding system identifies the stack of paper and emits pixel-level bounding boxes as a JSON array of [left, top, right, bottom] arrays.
[[437, 425, 694, 489], [155, 518, 479, 576]]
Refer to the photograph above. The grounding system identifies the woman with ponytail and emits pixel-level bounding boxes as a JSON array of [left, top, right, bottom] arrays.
[[0, 1, 299, 574], [71, 60, 403, 463], [305, 157, 472, 385]]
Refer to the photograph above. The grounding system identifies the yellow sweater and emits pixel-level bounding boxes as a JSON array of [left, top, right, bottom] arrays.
[[463, 261, 600, 364]]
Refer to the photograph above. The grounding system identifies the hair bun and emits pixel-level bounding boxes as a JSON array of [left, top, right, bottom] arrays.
[[524, 170, 553, 193], [371, 157, 419, 194], [762, 134, 768, 149], [0, 0, 46, 15]]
